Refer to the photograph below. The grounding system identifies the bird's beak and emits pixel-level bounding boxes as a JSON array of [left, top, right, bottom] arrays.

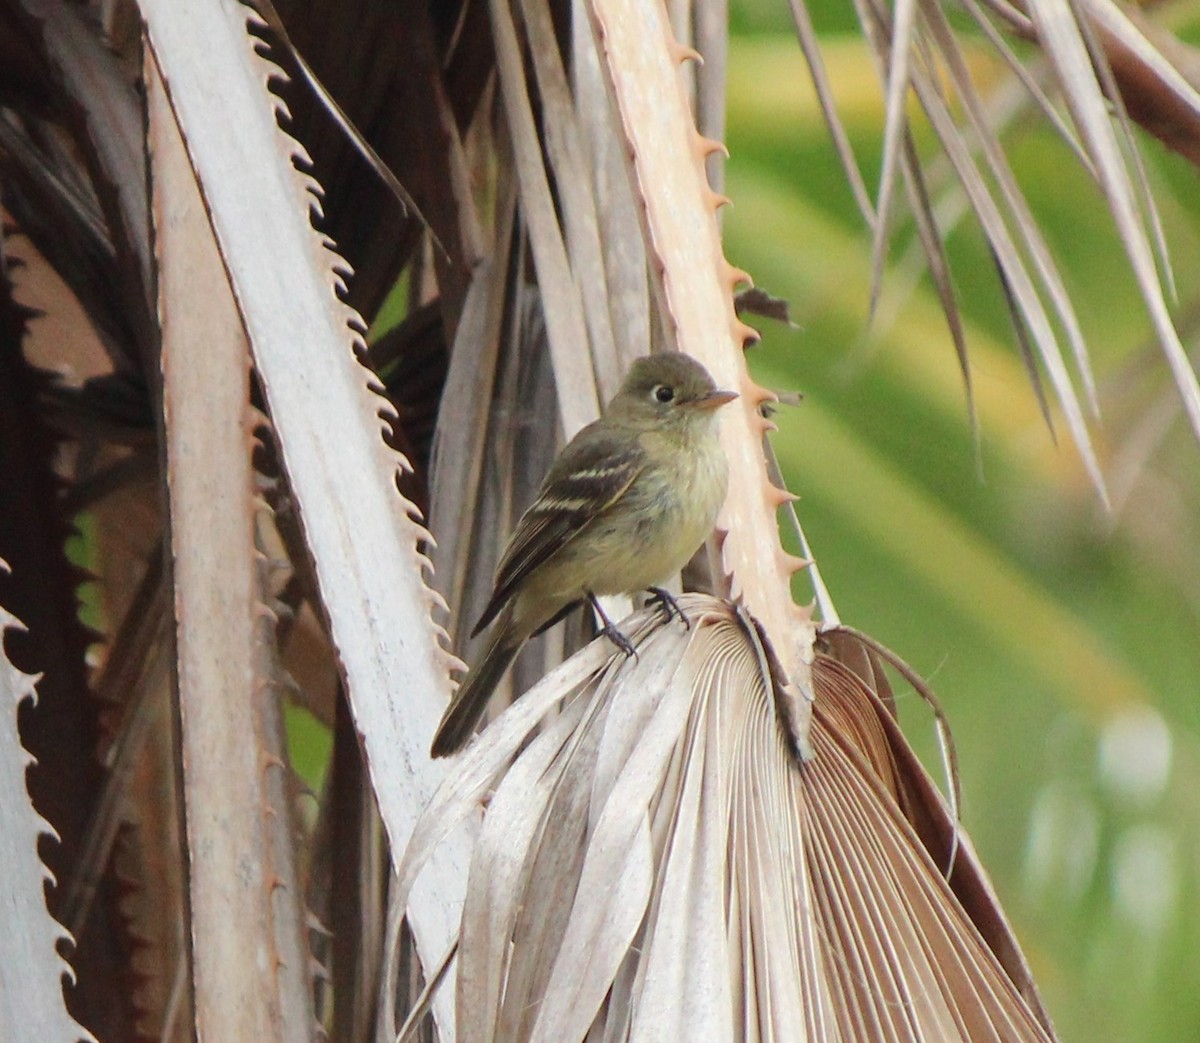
[[687, 389, 738, 411]]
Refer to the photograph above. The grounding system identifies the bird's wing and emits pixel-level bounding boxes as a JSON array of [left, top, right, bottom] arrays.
[[471, 427, 644, 636]]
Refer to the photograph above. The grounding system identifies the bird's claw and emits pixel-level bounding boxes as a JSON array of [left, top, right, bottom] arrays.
[[587, 592, 638, 659], [647, 586, 690, 630], [600, 622, 638, 659]]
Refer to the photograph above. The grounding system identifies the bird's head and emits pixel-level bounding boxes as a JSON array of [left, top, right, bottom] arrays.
[[607, 352, 738, 433]]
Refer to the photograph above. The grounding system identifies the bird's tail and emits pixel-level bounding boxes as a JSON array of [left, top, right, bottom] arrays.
[[430, 626, 522, 758]]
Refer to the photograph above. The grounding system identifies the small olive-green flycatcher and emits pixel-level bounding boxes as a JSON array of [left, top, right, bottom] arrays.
[[430, 352, 736, 757]]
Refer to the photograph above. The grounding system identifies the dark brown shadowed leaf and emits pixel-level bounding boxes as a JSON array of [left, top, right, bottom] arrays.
[[734, 285, 797, 327]]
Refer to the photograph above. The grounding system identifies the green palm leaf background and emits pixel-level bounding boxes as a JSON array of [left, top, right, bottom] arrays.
[[725, 2, 1200, 1040]]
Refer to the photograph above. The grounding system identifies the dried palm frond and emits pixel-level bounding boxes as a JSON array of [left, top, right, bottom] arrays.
[[140, 0, 472, 1029], [584, 0, 820, 752], [8, 0, 1195, 1036], [0, 577, 96, 1043], [788, 0, 1200, 496], [387, 596, 1056, 1042], [3, 0, 152, 370]]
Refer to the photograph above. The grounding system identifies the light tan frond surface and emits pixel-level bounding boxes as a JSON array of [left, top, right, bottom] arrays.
[[141, 2, 471, 1029], [390, 596, 1056, 1042], [0, 578, 96, 1042]]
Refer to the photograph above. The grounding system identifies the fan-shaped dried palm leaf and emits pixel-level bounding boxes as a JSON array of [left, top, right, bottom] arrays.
[[387, 596, 1056, 1042]]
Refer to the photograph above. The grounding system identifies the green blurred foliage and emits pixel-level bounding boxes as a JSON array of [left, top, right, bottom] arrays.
[[285, 701, 332, 799], [64, 511, 100, 625], [725, 5, 1200, 1040]]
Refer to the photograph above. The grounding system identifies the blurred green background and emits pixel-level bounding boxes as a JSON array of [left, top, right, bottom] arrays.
[[726, 2, 1200, 1040]]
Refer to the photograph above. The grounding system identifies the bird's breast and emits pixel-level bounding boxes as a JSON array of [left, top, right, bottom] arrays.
[[519, 429, 729, 607], [591, 430, 728, 590]]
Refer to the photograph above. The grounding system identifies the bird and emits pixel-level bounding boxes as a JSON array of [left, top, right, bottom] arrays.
[[430, 351, 737, 758]]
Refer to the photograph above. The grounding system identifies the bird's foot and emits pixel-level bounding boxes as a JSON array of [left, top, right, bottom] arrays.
[[588, 593, 638, 659], [646, 587, 690, 630], [600, 621, 638, 658]]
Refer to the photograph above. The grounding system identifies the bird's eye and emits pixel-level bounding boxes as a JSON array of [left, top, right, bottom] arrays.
[[653, 385, 675, 403]]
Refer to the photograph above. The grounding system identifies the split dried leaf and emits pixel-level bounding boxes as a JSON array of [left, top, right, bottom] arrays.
[[388, 595, 1057, 1042]]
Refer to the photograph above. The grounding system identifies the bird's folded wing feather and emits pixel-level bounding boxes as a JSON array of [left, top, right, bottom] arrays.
[[471, 429, 644, 635]]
